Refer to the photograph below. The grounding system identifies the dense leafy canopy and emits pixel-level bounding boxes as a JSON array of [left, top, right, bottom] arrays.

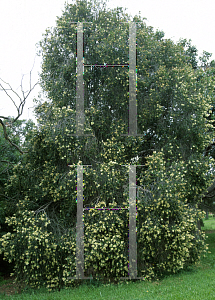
[[0, 0, 215, 290], [0, 119, 35, 275], [0, 119, 35, 229]]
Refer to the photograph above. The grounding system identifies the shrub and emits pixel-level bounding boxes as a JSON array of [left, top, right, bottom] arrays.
[[84, 201, 129, 280], [0, 198, 77, 291], [136, 151, 207, 279], [0, 151, 209, 290]]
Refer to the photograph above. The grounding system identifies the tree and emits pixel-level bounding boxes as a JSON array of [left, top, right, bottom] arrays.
[[0, 66, 38, 220], [0, 0, 215, 290], [0, 66, 38, 276], [36, 0, 215, 203], [0, 64, 38, 154], [200, 55, 215, 213], [0, 118, 35, 278]]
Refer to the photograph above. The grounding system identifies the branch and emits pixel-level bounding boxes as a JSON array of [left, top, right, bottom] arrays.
[[137, 186, 152, 193], [0, 116, 10, 120], [204, 142, 215, 157], [206, 179, 215, 195], [0, 78, 21, 111], [0, 193, 17, 200], [0, 119, 27, 154], [201, 178, 215, 205], [0, 58, 38, 124], [204, 193, 215, 199], [35, 201, 53, 215], [0, 160, 16, 175], [0, 60, 38, 153], [1, 160, 16, 164]]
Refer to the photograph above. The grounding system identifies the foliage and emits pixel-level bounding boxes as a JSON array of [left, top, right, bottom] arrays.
[[0, 119, 35, 226], [0, 198, 77, 291], [0, 0, 215, 291], [137, 151, 208, 278], [37, 0, 215, 163], [0, 148, 211, 289], [0, 118, 36, 277]]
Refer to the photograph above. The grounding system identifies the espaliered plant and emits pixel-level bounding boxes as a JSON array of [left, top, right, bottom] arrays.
[[0, 0, 215, 291]]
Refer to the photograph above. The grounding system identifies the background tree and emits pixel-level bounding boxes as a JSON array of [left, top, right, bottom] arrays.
[[0, 67, 37, 277], [0, 63, 38, 154], [0, 118, 35, 278], [0, 68, 38, 222]]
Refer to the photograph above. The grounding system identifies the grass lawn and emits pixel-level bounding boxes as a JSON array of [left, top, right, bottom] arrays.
[[0, 217, 215, 299], [201, 214, 215, 231]]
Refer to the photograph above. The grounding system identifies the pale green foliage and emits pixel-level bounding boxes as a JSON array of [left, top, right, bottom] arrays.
[[137, 151, 208, 278], [84, 202, 129, 279], [0, 151, 210, 289], [0, 0, 215, 291], [0, 198, 77, 291]]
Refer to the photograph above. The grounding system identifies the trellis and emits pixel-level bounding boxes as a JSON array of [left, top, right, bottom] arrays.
[[68, 20, 145, 281]]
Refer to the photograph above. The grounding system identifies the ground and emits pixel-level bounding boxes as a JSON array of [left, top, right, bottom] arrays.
[[0, 275, 26, 296]]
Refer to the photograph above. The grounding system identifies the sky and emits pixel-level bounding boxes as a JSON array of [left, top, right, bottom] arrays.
[[0, 0, 215, 125]]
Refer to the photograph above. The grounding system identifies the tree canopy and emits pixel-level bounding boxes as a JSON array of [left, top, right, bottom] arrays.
[[0, 0, 215, 290], [36, 0, 215, 205]]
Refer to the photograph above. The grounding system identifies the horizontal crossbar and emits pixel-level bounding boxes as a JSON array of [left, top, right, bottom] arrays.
[[70, 21, 144, 23], [68, 164, 145, 166], [84, 64, 129, 67], [83, 207, 129, 210]]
